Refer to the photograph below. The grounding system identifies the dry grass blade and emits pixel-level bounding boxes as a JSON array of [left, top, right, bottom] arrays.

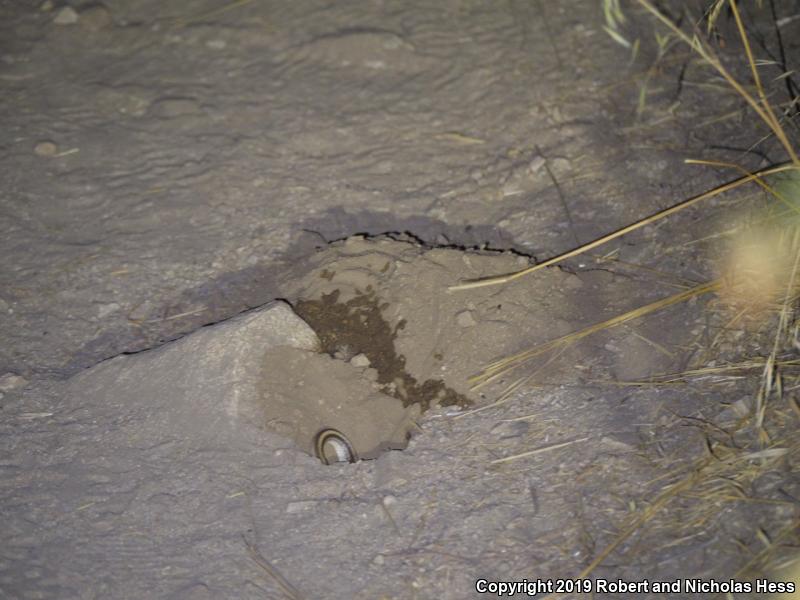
[[455, 346, 567, 418], [636, 0, 799, 165], [686, 159, 800, 215], [542, 460, 713, 600], [576, 467, 703, 576], [490, 436, 590, 464], [728, 0, 789, 156], [449, 165, 795, 291], [705, 0, 726, 34], [614, 356, 800, 386], [244, 535, 306, 600], [733, 517, 800, 580], [470, 280, 719, 388], [546, 425, 799, 599]]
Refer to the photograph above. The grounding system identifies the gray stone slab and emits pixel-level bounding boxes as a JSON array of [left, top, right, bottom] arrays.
[[65, 300, 414, 461], [65, 301, 316, 441]]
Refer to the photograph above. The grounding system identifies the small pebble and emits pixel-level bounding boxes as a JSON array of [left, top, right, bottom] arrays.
[[0, 373, 28, 392], [34, 141, 58, 156], [206, 39, 226, 50], [96, 302, 120, 319], [490, 420, 529, 439], [350, 353, 370, 368], [286, 500, 317, 514], [456, 310, 477, 328], [528, 156, 546, 174], [53, 6, 79, 25], [372, 554, 385, 566], [40, 0, 55, 12], [599, 436, 635, 453]]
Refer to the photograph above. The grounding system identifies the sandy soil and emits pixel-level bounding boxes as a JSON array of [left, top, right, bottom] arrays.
[[1, 1, 798, 599]]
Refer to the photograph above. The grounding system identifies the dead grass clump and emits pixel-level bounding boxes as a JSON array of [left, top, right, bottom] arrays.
[[463, 0, 800, 592]]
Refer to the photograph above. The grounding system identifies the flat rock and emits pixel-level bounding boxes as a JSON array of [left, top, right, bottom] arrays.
[[65, 301, 320, 445]]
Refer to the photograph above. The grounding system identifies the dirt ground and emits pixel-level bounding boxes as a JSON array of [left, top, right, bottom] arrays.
[[1, 1, 799, 599]]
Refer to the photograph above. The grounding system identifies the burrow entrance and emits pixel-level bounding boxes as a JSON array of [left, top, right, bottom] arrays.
[[275, 234, 581, 463]]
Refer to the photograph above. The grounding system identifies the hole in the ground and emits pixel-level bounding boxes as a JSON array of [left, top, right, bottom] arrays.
[[294, 289, 470, 412]]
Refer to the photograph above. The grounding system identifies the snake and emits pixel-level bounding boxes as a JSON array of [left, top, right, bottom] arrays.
[[313, 428, 358, 465]]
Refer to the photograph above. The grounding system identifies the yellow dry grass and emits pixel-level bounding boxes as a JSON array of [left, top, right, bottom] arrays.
[[489, 1, 800, 594]]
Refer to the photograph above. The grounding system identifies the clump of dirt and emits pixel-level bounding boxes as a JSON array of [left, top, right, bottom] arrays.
[[283, 235, 591, 408], [295, 289, 469, 411], [258, 344, 415, 460]]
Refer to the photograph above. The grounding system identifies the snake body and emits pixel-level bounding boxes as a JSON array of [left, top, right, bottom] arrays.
[[313, 428, 358, 465]]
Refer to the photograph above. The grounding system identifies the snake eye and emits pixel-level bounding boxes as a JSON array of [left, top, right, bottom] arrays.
[[314, 429, 358, 465]]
